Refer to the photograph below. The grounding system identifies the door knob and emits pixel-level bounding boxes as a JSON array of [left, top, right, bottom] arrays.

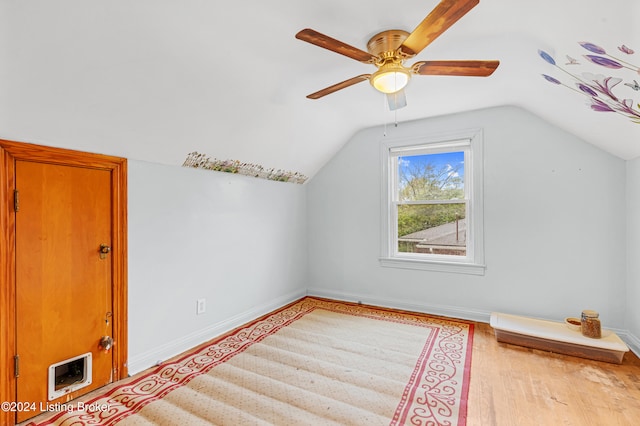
[[99, 244, 111, 260], [99, 336, 114, 352]]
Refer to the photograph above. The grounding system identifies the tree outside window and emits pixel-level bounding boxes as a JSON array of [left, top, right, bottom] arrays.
[[395, 151, 467, 256]]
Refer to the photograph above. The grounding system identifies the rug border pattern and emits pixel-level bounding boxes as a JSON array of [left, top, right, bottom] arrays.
[[28, 297, 473, 426]]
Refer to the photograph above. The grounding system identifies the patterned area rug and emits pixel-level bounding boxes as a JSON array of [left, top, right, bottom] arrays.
[[29, 297, 473, 426]]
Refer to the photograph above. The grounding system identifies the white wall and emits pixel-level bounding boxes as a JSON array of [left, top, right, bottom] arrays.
[[306, 106, 628, 330], [626, 158, 640, 352], [127, 160, 307, 373]]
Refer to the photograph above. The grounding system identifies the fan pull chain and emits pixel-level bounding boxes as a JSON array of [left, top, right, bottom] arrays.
[[383, 93, 388, 136]]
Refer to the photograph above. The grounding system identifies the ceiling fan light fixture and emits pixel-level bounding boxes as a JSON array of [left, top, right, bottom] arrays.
[[371, 63, 410, 94]]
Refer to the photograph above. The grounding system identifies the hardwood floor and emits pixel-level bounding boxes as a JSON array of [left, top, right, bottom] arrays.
[[467, 322, 640, 426]]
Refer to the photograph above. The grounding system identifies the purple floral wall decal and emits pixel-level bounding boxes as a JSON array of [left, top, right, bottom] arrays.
[[619, 45, 635, 55], [539, 42, 640, 124]]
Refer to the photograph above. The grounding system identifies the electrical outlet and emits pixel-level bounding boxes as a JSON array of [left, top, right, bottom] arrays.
[[196, 298, 206, 315]]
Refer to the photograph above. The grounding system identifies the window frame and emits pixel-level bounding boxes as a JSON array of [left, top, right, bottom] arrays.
[[379, 129, 486, 275]]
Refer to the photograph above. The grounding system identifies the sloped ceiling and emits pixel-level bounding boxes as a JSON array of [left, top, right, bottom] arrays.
[[1, 0, 639, 179]]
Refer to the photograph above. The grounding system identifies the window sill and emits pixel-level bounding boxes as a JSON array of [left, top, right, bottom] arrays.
[[379, 257, 486, 275]]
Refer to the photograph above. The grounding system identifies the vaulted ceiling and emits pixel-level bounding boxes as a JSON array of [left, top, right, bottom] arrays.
[[1, 0, 639, 179]]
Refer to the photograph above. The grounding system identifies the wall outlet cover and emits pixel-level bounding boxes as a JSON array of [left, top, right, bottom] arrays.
[[196, 298, 206, 315]]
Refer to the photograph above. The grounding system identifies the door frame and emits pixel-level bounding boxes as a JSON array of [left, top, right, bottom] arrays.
[[0, 139, 128, 426]]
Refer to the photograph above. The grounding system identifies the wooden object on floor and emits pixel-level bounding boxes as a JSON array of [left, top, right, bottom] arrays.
[[490, 312, 628, 364]]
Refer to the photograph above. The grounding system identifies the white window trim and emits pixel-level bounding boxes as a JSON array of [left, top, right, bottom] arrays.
[[379, 128, 486, 275]]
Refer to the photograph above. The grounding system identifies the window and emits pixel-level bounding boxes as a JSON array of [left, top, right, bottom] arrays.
[[380, 129, 485, 275]]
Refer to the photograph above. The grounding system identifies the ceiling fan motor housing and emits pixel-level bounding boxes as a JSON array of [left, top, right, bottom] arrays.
[[366, 30, 410, 58]]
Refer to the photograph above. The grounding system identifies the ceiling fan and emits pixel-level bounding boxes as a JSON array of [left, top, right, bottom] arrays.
[[295, 0, 499, 110]]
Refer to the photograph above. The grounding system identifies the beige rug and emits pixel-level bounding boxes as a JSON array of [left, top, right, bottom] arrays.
[[29, 297, 473, 425]]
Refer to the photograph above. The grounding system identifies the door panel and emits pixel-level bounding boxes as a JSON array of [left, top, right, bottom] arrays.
[[15, 161, 113, 422]]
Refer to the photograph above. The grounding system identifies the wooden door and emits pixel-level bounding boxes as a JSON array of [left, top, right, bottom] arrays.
[[14, 161, 114, 422], [0, 139, 128, 426]]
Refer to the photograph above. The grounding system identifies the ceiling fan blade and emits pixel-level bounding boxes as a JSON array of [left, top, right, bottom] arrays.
[[387, 89, 407, 111], [296, 29, 376, 63], [412, 60, 499, 76], [399, 0, 479, 57], [306, 75, 371, 99]]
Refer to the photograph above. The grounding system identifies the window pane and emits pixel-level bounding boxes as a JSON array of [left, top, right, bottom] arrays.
[[397, 203, 466, 256], [397, 151, 464, 201]]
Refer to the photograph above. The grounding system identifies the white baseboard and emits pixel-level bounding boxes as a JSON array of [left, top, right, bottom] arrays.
[[128, 287, 640, 375], [127, 289, 307, 375], [307, 287, 492, 323], [619, 330, 640, 358], [307, 287, 640, 359]]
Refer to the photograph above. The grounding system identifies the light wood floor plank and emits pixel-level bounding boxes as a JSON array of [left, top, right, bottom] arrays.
[[467, 322, 640, 426]]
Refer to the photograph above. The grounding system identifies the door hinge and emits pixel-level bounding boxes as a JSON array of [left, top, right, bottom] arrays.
[[14, 355, 19, 378], [13, 189, 19, 212]]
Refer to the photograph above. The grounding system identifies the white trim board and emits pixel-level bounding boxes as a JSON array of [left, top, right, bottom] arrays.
[[307, 287, 491, 323], [306, 287, 640, 359], [619, 331, 640, 357], [126, 289, 306, 375], [128, 287, 640, 374]]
